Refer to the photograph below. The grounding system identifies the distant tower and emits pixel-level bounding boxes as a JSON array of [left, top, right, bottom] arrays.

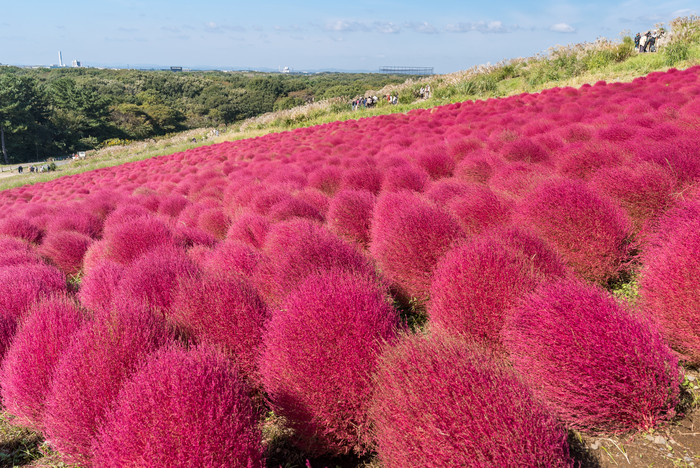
[[58, 51, 64, 67]]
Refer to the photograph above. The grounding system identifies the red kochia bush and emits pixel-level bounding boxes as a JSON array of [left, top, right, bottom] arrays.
[[260, 270, 399, 456], [0, 263, 67, 325], [172, 272, 268, 384], [258, 219, 375, 304], [202, 239, 263, 279], [102, 215, 175, 264], [112, 246, 198, 318], [0, 295, 85, 432], [39, 230, 93, 276], [445, 185, 511, 236], [92, 346, 264, 468], [428, 228, 566, 353], [370, 191, 463, 302], [44, 303, 172, 465], [226, 210, 270, 249], [0, 216, 42, 244], [78, 261, 125, 316], [380, 164, 430, 192], [639, 210, 700, 364], [517, 178, 631, 284], [327, 189, 375, 247], [369, 334, 572, 468], [503, 280, 681, 432]]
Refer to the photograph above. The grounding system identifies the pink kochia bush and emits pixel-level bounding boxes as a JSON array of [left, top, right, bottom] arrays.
[[172, 271, 268, 384], [370, 191, 464, 302], [257, 219, 375, 304], [0, 263, 67, 326], [0, 295, 85, 432], [260, 270, 400, 456], [639, 205, 700, 364], [503, 280, 681, 432], [92, 346, 264, 468], [111, 246, 198, 318], [428, 228, 566, 353], [43, 303, 172, 465], [369, 334, 572, 468], [517, 178, 632, 284], [327, 189, 375, 247], [101, 215, 175, 264], [39, 230, 93, 276], [77, 261, 125, 316]]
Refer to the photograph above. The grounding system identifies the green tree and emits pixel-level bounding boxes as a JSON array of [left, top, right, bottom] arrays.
[[0, 74, 53, 163]]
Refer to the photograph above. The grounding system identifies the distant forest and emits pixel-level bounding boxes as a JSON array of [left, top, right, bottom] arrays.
[[0, 67, 411, 163]]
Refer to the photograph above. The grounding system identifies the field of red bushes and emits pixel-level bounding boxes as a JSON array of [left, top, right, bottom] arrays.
[[0, 66, 699, 466]]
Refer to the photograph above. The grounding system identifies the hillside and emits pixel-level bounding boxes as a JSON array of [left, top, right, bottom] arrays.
[[1, 16, 698, 192]]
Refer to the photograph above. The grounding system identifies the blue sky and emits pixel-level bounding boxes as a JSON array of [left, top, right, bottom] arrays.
[[0, 0, 696, 73]]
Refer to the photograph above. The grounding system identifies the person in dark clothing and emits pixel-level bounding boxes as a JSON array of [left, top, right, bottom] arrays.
[[634, 32, 641, 49]]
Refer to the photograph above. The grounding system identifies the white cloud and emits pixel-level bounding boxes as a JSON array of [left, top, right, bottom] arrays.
[[550, 22, 576, 33], [324, 20, 400, 34], [405, 21, 438, 34], [446, 20, 513, 34]]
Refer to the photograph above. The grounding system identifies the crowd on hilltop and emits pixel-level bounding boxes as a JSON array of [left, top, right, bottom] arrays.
[[351, 85, 431, 111], [635, 30, 664, 53]]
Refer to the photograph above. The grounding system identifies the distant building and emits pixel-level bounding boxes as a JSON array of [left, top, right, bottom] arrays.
[[170, 66, 183, 72], [58, 51, 64, 67], [72, 60, 81, 67]]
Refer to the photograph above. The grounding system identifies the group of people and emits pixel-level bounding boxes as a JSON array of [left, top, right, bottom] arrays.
[[16, 164, 51, 174], [635, 30, 663, 53], [350, 83, 434, 111], [351, 93, 398, 110]]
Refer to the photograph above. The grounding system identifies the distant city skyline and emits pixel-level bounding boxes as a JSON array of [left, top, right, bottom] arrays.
[[1, 0, 696, 74]]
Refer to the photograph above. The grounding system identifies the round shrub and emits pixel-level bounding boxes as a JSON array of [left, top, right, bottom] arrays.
[[370, 191, 464, 302], [226, 210, 270, 249], [445, 185, 511, 236], [428, 228, 566, 353], [92, 345, 264, 468], [202, 239, 263, 279], [102, 215, 175, 264], [591, 161, 676, 240], [260, 270, 399, 456], [326, 189, 375, 247], [0, 216, 42, 244], [46, 211, 103, 239], [112, 246, 198, 318], [39, 230, 93, 276], [43, 302, 172, 465], [0, 295, 85, 432], [0, 263, 67, 324], [639, 210, 700, 363], [78, 260, 125, 316], [0, 236, 42, 267], [516, 178, 632, 284], [369, 334, 572, 468], [197, 207, 230, 240], [172, 272, 268, 384], [380, 164, 430, 193], [503, 280, 681, 432], [415, 147, 455, 179], [257, 219, 374, 304], [268, 196, 324, 223]]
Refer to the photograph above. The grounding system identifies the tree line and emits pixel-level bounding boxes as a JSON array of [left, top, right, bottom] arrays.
[[0, 67, 411, 163]]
